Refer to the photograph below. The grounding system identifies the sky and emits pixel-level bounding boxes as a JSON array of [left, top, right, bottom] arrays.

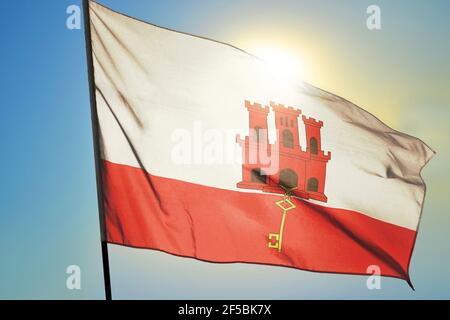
[[0, 0, 449, 299]]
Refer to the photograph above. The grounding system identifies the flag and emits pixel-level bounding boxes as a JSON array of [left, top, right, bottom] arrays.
[[87, 1, 434, 284]]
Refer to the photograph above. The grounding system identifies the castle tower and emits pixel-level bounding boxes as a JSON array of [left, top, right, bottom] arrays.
[[270, 102, 301, 151], [236, 101, 270, 190], [303, 116, 325, 155], [302, 116, 331, 202], [246, 100, 269, 146]]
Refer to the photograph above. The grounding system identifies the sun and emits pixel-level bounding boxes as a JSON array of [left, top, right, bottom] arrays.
[[250, 46, 307, 82]]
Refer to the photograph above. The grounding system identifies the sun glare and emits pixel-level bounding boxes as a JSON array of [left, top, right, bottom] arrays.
[[252, 46, 307, 82]]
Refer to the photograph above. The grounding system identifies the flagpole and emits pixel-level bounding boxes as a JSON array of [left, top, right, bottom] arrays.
[[82, 0, 113, 300]]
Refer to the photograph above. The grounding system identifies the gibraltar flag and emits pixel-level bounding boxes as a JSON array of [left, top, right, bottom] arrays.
[[88, 1, 434, 284]]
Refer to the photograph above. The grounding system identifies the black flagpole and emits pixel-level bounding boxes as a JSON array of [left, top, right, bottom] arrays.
[[82, 0, 113, 300]]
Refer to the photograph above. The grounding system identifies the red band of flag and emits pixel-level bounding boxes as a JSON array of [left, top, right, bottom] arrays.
[[102, 160, 415, 280]]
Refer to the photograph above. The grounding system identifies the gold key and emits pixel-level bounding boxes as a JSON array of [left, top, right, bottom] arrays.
[[268, 197, 296, 252]]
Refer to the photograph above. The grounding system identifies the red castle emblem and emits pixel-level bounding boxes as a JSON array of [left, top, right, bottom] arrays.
[[236, 100, 331, 202]]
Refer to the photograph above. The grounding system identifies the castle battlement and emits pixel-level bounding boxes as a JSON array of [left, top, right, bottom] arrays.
[[270, 101, 301, 116], [245, 100, 269, 114], [302, 115, 323, 127]]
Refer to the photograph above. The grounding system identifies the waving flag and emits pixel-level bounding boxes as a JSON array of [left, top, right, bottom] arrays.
[[86, 0, 433, 286]]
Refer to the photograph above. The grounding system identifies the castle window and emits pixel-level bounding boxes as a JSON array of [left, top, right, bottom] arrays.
[[307, 178, 319, 192], [282, 129, 294, 148], [310, 137, 318, 154], [254, 127, 264, 143], [280, 169, 298, 189], [291, 120, 294, 128], [285, 116, 288, 126], [251, 168, 266, 184], [280, 117, 283, 126]]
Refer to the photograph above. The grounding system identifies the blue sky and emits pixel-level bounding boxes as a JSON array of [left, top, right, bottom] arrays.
[[0, 0, 449, 299]]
